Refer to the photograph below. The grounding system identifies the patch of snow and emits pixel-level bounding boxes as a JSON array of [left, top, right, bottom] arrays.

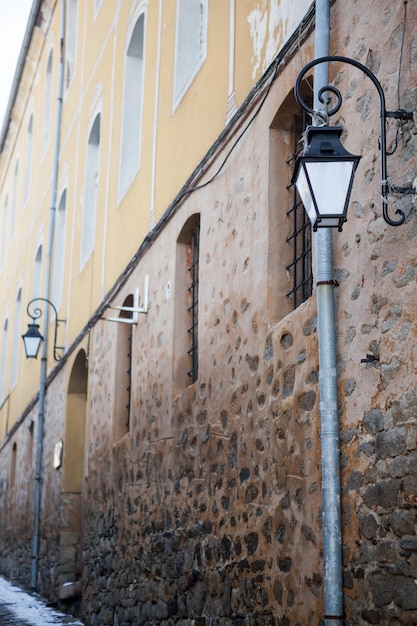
[[0, 577, 85, 625]]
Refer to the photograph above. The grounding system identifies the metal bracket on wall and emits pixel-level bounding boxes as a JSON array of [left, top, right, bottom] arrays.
[[104, 275, 149, 325]]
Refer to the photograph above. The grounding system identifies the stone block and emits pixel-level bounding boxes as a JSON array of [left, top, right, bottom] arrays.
[[58, 579, 82, 600], [376, 428, 407, 459]]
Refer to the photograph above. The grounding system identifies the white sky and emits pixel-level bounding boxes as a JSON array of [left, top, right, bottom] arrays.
[[0, 0, 34, 127]]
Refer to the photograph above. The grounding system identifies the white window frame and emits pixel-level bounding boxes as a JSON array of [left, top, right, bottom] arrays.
[[0, 318, 9, 405], [33, 243, 43, 299], [1, 195, 8, 269], [52, 189, 67, 308], [11, 160, 19, 239], [173, 0, 208, 112], [23, 114, 34, 206], [65, 0, 78, 92], [118, 9, 147, 201], [80, 113, 101, 270], [11, 288, 22, 389], [42, 49, 54, 154]]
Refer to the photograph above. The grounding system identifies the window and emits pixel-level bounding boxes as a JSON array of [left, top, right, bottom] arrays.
[[11, 288, 22, 389], [52, 189, 67, 308], [11, 160, 18, 239], [1, 195, 8, 268], [65, 0, 78, 89], [286, 112, 313, 309], [43, 50, 53, 152], [0, 319, 9, 404], [173, 0, 208, 109], [80, 114, 101, 268], [268, 87, 313, 324], [94, 0, 103, 16], [114, 294, 134, 440], [174, 215, 200, 390], [10, 443, 17, 489], [33, 244, 43, 298], [24, 114, 34, 205], [119, 13, 145, 198]]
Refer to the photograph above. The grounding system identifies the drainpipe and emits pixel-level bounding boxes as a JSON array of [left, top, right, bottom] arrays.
[[31, 0, 65, 591], [314, 0, 344, 624]]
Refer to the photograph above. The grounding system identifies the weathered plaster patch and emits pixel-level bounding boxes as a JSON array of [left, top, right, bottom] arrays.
[[247, 0, 309, 79]]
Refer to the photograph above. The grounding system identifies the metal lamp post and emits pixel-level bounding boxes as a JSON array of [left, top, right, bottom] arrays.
[[293, 54, 414, 624]]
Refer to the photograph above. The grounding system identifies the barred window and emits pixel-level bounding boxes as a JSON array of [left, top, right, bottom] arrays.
[[286, 112, 313, 309], [186, 223, 200, 383], [175, 214, 200, 390]]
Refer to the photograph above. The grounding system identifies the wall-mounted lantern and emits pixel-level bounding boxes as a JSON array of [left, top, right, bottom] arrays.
[[22, 298, 66, 361], [293, 55, 415, 231]]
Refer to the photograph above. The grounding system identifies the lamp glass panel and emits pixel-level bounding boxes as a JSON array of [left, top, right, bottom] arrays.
[[24, 335, 42, 358], [294, 166, 317, 225], [305, 160, 354, 216]]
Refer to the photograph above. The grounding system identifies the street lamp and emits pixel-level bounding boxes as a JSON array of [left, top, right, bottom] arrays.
[[22, 298, 66, 361], [293, 55, 415, 230], [292, 125, 361, 231]]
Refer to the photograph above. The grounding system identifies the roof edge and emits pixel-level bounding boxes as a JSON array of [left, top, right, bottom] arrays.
[[0, 0, 43, 153]]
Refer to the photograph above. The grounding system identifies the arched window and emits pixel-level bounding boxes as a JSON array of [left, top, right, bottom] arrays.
[[1, 195, 8, 268], [80, 114, 101, 268], [268, 86, 313, 323], [173, 0, 208, 109], [33, 244, 43, 298], [11, 288, 22, 389], [10, 442, 17, 489], [114, 294, 133, 440], [43, 50, 53, 152], [94, 0, 103, 15], [0, 319, 9, 404], [11, 160, 18, 239], [174, 214, 200, 390], [24, 114, 34, 204], [65, 0, 78, 89], [52, 189, 67, 308], [119, 13, 145, 198]]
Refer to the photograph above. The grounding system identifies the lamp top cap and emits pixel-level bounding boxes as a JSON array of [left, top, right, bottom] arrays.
[[302, 125, 360, 161]]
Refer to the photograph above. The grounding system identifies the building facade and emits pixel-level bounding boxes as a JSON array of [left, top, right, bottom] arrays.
[[0, 1, 416, 624]]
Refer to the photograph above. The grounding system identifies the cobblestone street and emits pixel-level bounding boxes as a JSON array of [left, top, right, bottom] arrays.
[[0, 577, 84, 626]]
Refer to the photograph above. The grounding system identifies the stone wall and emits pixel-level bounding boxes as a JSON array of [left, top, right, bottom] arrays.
[[0, 1, 416, 625]]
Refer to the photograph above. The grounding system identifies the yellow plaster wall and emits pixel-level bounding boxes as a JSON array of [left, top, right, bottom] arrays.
[[0, 0, 311, 432]]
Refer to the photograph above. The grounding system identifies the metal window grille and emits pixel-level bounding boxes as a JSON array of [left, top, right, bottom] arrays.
[[125, 325, 133, 430], [286, 113, 313, 309], [186, 223, 200, 383]]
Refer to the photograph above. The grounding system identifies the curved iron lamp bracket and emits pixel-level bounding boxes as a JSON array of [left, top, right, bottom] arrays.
[[26, 297, 66, 361], [294, 55, 415, 227]]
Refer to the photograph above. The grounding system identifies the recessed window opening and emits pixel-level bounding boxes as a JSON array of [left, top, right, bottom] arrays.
[[187, 224, 200, 383], [10, 442, 17, 489], [24, 115, 34, 204], [119, 13, 145, 198], [173, 0, 208, 109], [11, 160, 18, 239], [81, 114, 101, 267], [286, 111, 313, 309], [65, 0, 78, 89], [11, 288, 22, 388], [43, 50, 53, 152], [52, 189, 67, 308], [33, 244, 43, 298], [0, 319, 9, 404], [174, 214, 201, 391], [268, 85, 313, 325], [114, 294, 133, 440], [1, 195, 8, 268]]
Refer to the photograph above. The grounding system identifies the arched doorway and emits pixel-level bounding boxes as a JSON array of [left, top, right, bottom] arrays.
[[58, 349, 88, 598]]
